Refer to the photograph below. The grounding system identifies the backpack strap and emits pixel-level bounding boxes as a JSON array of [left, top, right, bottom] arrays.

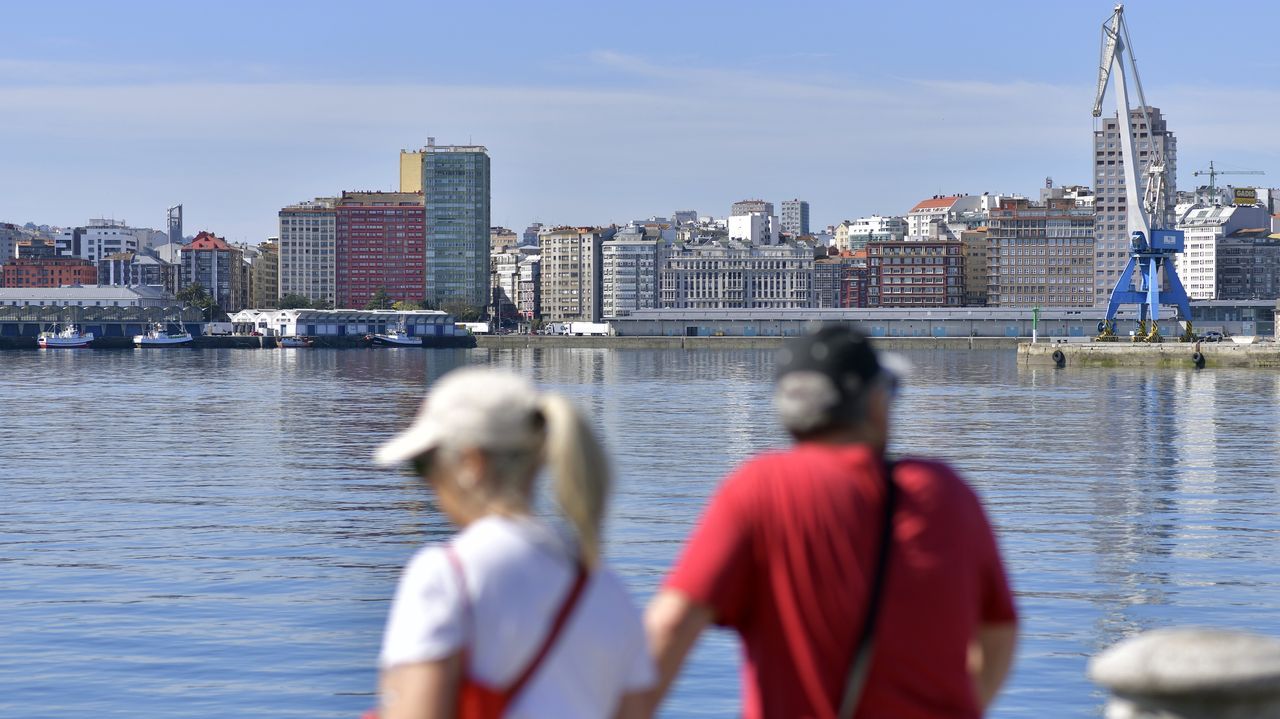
[[837, 458, 898, 719], [443, 546, 589, 700], [505, 563, 588, 699], [444, 548, 475, 644]]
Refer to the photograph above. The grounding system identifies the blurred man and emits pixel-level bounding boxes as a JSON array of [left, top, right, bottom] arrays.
[[646, 326, 1017, 718]]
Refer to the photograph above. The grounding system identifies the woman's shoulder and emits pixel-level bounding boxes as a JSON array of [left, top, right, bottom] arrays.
[[398, 543, 455, 591], [583, 563, 646, 618]]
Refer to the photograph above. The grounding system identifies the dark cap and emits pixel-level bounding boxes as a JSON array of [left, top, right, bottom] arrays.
[[774, 325, 886, 435]]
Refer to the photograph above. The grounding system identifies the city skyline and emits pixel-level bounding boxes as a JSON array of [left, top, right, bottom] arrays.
[[3, 0, 1278, 241]]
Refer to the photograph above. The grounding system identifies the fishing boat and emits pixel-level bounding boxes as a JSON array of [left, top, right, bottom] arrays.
[[38, 324, 94, 349], [366, 323, 421, 347], [278, 336, 314, 348], [134, 321, 193, 347]]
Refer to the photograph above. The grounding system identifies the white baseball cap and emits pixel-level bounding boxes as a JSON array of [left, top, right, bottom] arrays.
[[374, 368, 546, 467]]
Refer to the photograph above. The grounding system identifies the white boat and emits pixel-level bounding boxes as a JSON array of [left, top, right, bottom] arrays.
[[38, 324, 94, 349], [278, 336, 314, 348], [1230, 336, 1257, 345], [366, 323, 421, 347], [134, 322, 193, 347]]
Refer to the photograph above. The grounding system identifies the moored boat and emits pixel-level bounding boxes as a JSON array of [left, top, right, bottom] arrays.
[[278, 336, 314, 348], [38, 324, 94, 349], [134, 322, 193, 347], [366, 323, 421, 347]]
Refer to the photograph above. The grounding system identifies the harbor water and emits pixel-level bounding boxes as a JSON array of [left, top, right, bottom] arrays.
[[2, 348, 1279, 717]]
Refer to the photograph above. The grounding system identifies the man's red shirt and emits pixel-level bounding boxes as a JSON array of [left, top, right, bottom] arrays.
[[665, 443, 1017, 719]]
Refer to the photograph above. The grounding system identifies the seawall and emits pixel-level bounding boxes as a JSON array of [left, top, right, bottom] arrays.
[[1019, 341, 1280, 368], [0, 335, 476, 350], [476, 335, 1021, 350]]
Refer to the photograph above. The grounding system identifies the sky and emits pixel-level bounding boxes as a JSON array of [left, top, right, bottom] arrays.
[[3, 0, 1279, 242]]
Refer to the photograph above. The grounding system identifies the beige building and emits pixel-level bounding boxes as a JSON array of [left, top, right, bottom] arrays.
[[661, 239, 815, 310], [490, 227, 519, 251], [252, 241, 279, 308], [833, 221, 853, 252], [399, 150, 424, 193], [278, 198, 337, 307], [538, 226, 616, 322], [961, 229, 989, 306], [984, 197, 1094, 307]]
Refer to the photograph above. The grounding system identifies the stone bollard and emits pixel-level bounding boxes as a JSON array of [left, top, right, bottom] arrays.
[[1089, 628, 1280, 719]]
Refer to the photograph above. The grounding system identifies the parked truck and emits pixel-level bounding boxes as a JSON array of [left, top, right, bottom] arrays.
[[568, 322, 610, 336]]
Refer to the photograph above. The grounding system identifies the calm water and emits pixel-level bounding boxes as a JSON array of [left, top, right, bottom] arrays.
[[2, 347, 1278, 718]]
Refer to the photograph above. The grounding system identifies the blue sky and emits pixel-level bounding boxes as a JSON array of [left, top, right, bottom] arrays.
[[2, 0, 1277, 241]]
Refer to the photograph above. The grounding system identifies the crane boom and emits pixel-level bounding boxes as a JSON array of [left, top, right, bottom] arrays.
[[1092, 10, 1120, 118]]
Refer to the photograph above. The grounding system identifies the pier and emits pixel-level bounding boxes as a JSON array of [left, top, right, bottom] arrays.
[[1019, 341, 1280, 368]]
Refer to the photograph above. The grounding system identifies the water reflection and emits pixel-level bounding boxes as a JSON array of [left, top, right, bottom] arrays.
[[0, 348, 1276, 718]]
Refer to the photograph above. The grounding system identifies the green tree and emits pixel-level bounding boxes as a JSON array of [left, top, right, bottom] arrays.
[[441, 300, 483, 321], [279, 293, 312, 309], [391, 300, 420, 312], [364, 288, 393, 310], [176, 282, 213, 309], [176, 282, 229, 321]]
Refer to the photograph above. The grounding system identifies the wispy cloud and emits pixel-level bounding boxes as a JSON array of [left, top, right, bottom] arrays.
[[1, 53, 1275, 238]]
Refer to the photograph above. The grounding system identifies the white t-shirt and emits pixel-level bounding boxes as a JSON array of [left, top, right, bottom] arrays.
[[380, 515, 656, 718]]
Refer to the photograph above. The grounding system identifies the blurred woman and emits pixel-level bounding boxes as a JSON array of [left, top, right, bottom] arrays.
[[371, 368, 653, 719]]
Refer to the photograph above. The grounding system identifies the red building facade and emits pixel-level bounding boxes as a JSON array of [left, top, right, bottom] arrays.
[[335, 191, 426, 309], [2, 257, 99, 288]]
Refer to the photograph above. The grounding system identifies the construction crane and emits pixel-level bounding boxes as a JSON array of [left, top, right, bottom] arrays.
[[1192, 161, 1265, 205], [1092, 4, 1193, 343]]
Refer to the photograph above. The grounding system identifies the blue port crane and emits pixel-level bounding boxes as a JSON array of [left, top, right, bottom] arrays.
[[1092, 4, 1193, 343]]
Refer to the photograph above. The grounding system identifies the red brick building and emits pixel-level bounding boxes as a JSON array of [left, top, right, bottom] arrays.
[[335, 191, 426, 309], [866, 239, 965, 307], [2, 256, 99, 288]]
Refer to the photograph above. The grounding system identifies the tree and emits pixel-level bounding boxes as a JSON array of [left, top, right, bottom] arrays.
[[176, 282, 214, 309], [391, 300, 419, 312], [175, 282, 229, 321], [441, 300, 483, 321], [280, 294, 312, 309], [364, 288, 393, 310]]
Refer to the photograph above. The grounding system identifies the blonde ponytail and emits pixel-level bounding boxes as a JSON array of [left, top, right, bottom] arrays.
[[538, 394, 610, 569]]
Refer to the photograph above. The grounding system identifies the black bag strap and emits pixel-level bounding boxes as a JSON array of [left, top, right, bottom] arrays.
[[837, 458, 898, 719]]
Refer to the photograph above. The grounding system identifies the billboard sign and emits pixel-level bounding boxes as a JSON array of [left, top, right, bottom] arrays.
[[1234, 187, 1258, 206]]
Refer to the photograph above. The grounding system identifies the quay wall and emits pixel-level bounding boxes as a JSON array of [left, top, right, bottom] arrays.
[[0, 335, 476, 350], [1020, 341, 1280, 368], [476, 335, 1020, 350]]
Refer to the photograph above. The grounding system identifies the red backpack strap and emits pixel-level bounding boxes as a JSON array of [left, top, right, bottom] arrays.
[[444, 547, 475, 645], [504, 563, 589, 699]]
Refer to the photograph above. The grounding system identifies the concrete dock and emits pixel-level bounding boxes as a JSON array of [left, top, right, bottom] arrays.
[[1019, 340, 1280, 368], [476, 335, 1021, 350], [0, 335, 476, 350]]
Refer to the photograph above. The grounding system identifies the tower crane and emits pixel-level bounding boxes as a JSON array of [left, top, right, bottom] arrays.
[[1192, 161, 1265, 205], [1092, 4, 1193, 343]]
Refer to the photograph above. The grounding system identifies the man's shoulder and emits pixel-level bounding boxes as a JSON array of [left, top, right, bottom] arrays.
[[893, 456, 984, 509]]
